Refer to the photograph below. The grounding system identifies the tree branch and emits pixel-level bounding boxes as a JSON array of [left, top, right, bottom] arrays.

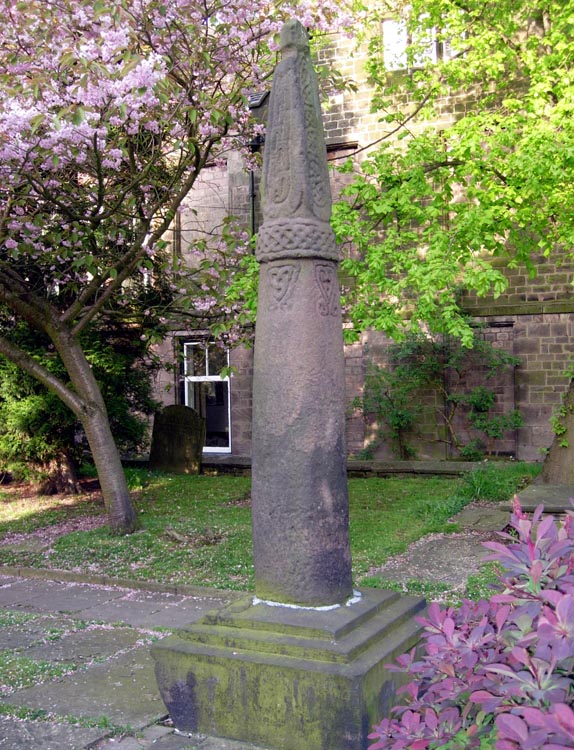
[[0, 334, 84, 416], [328, 90, 434, 162], [0, 273, 52, 330], [68, 141, 210, 336]]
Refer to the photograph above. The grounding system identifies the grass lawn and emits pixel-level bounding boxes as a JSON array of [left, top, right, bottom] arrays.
[[0, 462, 540, 594]]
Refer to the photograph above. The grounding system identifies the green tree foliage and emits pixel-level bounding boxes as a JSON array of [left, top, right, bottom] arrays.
[[0, 319, 161, 493], [332, 0, 574, 344]]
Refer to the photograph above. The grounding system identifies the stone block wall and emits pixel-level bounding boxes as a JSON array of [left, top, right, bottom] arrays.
[[179, 164, 229, 264], [465, 253, 574, 313], [347, 327, 519, 462], [153, 336, 178, 407], [343, 341, 366, 455], [461, 250, 574, 461], [347, 312, 574, 463], [316, 34, 466, 152], [471, 314, 574, 462]]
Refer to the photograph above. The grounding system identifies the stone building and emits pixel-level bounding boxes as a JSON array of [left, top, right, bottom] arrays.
[[152, 22, 574, 464]]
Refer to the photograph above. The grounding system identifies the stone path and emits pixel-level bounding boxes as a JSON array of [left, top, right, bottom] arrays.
[[370, 482, 574, 593], [0, 482, 571, 750], [0, 577, 259, 750]]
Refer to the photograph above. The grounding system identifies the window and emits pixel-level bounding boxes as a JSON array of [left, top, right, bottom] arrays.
[[382, 18, 442, 71], [180, 341, 231, 453], [382, 18, 409, 71]]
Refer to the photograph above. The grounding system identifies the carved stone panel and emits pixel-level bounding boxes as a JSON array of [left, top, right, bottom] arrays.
[[260, 19, 332, 226], [268, 262, 300, 310], [314, 261, 339, 317]]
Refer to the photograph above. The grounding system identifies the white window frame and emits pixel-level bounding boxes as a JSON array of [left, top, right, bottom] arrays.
[[382, 18, 409, 71], [382, 17, 439, 71], [182, 341, 232, 454]]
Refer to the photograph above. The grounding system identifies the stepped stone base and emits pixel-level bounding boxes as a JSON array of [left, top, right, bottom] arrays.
[[152, 588, 425, 750]]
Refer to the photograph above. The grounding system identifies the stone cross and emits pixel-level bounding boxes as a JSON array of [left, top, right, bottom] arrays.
[[251, 20, 353, 606], [152, 27, 425, 746]]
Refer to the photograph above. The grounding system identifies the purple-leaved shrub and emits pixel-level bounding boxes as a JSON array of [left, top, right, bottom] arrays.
[[369, 498, 574, 750]]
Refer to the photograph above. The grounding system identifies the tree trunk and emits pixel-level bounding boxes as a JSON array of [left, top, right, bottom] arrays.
[[37, 450, 81, 495], [51, 328, 138, 534], [541, 378, 574, 484], [79, 401, 138, 533]]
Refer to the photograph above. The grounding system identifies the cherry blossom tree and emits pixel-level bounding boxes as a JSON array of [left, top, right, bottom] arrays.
[[0, 0, 351, 533]]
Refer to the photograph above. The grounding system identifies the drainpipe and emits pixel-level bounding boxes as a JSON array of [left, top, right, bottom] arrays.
[[248, 135, 264, 240]]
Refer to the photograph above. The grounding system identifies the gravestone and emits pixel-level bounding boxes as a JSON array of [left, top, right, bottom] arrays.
[[148, 405, 205, 474], [153, 21, 425, 750]]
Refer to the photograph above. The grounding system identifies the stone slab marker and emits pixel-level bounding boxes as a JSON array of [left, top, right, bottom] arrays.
[[148, 405, 205, 474], [251, 19, 352, 606], [152, 22, 425, 750]]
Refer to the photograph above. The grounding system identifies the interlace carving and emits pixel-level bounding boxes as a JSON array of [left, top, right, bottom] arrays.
[[256, 219, 338, 262]]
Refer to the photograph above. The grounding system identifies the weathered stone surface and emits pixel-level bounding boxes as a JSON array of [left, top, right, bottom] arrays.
[[153, 589, 425, 750], [9, 648, 164, 727], [78, 590, 223, 629], [0, 614, 73, 650], [516, 482, 574, 512], [0, 579, 126, 613], [251, 259, 352, 605], [149, 405, 205, 475], [0, 716, 103, 750], [255, 23, 335, 263], [451, 504, 510, 531], [375, 533, 496, 586], [251, 19, 352, 607], [24, 626, 141, 664]]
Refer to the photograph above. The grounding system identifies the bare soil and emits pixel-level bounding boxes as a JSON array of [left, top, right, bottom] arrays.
[[0, 478, 107, 549]]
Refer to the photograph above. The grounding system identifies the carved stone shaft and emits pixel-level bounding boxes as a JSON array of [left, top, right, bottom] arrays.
[[251, 20, 353, 606]]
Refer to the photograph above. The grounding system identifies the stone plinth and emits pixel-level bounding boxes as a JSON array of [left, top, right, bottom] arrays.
[[152, 589, 425, 750]]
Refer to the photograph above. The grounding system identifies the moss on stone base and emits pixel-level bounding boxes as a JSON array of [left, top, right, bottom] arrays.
[[152, 589, 425, 750]]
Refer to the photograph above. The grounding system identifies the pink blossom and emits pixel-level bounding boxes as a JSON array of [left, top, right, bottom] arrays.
[[0, 0, 355, 356]]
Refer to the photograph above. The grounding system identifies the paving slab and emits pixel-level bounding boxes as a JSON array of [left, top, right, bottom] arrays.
[[451, 503, 510, 531], [516, 483, 574, 512], [0, 613, 74, 650], [0, 577, 66, 608], [114, 596, 227, 630], [21, 582, 127, 614], [105, 732, 268, 750], [144, 735, 202, 750], [0, 579, 125, 614], [24, 626, 143, 664], [0, 715, 103, 749], [7, 646, 165, 728], [195, 736, 268, 750], [0, 577, 233, 631], [92, 723, 177, 750], [75, 589, 230, 630], [0, 576, 19, 586], [375, 532, 495, 586], [76, 589, 185, 621]]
